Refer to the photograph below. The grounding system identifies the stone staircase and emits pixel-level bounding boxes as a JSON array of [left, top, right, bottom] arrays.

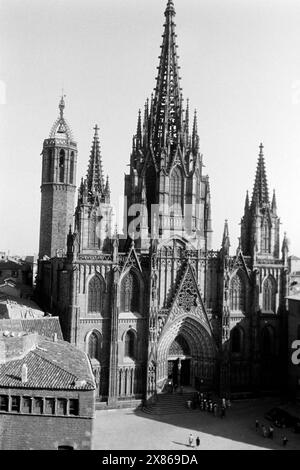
[[143, 391, 196, 415]]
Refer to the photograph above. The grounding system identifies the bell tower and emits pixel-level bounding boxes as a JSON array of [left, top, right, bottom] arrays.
[[38, 96, 77, 258], [240, 143, 280, 260]]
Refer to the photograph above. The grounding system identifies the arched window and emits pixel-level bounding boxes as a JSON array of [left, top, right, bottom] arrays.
[[70, 151, 74, 184], [230, 274, 245, 311], [120, 271, 139, 312], [124, 330, 135, 359], [88, 276, 103, 313], [261, 219, 270, 253], [59, 149, 65, 183], [262, 326, 274, 356], [231, 327, 243, 354], [88, 331, 100, 359], [170, 167, 183, 216], [263, 276, 276, 312]]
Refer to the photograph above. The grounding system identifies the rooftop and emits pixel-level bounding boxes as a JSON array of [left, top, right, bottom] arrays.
[[286, 293, 300, 301], [0, 316, 63, 340], [0, 294, 44, 319], [0, 334, 95, 390], [0, 260, 23, 270]]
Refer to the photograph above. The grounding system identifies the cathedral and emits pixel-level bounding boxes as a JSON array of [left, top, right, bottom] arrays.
[[36, 0, 290, 406]]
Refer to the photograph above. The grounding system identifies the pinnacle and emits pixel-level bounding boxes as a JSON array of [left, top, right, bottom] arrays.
[[59, 94, 65, 118], [165, 0, 175, 16]]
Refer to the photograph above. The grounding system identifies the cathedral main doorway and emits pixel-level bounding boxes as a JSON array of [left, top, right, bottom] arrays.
[[167, 335, 191, 386], [168, 357, 191, 386], [156, 316, 217, 394]]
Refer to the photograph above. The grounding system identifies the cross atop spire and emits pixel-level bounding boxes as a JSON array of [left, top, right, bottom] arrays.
[[251, 142, 269, 208]]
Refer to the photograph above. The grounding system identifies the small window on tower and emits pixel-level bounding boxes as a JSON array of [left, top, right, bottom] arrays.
[[47, 149, 52, 182], [70, 151, 74, 184], [59, 149, 65, 183]]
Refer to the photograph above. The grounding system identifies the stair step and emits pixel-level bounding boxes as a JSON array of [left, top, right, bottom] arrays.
[[143, 391, 199, 415]]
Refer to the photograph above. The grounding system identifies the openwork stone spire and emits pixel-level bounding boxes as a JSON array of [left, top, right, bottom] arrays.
[[86, 124, 105, 199], [251, 143, 269, 208], [152, 0, 182, 152]]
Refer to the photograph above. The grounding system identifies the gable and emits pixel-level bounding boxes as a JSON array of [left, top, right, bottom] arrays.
[[166, 262, 213, 335], [120, 242, 142, 275], [230, 249, 251, 281]]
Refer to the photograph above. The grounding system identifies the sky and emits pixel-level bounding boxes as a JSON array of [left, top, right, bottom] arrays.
[[1, 0, 300, 257]]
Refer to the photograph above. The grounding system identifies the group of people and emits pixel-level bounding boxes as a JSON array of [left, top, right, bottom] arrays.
[[188, 433, 200, 449], [255, 419, 288, 446], [187, 392, 231, 419]]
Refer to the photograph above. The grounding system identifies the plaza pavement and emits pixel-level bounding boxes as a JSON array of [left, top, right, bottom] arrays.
[[93, 397, 300, 450]]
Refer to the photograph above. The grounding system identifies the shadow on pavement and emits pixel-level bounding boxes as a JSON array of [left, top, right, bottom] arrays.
[[133, 397, 300, 450]]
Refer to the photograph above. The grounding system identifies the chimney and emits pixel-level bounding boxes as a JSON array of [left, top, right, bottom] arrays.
[[21, 363, 28, 383]]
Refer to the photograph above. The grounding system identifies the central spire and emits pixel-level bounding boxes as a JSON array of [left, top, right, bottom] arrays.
[[251, 143, 270, 208], [152, 0, 182, 153], [86, 124, 105, 200]]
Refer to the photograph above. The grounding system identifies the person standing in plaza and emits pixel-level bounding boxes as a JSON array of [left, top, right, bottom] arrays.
[[255, 419, 259, 432], [282, 436, 288, 447], [269, 425, 274, 439], [188, 433, 194, 448], [196, 436, 200, 449]]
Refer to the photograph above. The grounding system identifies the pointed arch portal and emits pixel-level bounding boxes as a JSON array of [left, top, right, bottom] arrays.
[[157, 315, 216, 391]]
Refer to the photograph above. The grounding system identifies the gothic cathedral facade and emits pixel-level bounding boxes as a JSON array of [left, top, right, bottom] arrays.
[[37, 0, 289, 406]]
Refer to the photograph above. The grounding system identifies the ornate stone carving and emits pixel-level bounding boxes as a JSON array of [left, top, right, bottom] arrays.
[[177, 273, 198, 312]]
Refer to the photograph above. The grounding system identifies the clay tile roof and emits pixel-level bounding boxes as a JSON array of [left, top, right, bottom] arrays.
[[0, 336, 95, 390]]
